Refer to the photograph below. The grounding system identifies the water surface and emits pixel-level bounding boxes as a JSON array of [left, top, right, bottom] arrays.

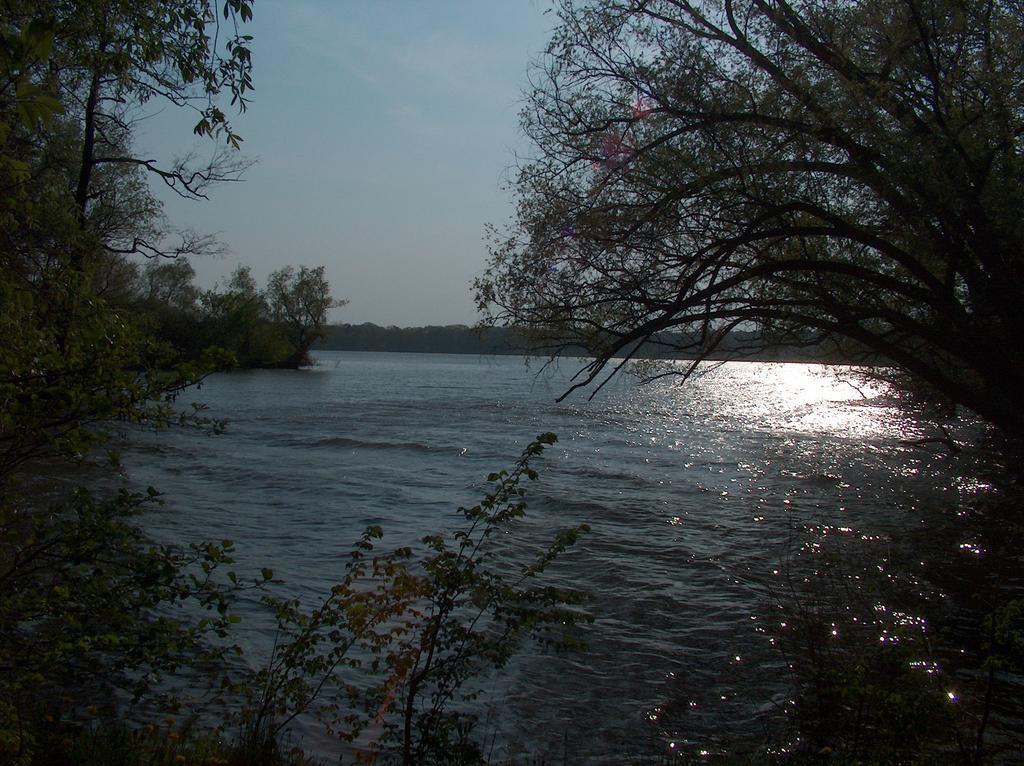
[[123, 351, 991, 760]]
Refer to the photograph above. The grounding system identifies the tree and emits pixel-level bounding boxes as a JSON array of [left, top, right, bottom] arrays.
[[2, 0, 255, 264], [139, 258, 199, 310], [0, 5, 256, 754], [200, 266, 292, 367], [476, 0, 1024, 438], [265, 265, 346, 368], [0, 0, 255, 475], [53, 0, 253, 239]]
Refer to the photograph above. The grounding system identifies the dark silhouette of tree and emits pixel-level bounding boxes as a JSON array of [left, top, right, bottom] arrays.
[[266, 265, 345, 368], [200, 266, 285, 366], [476, 0, 1024, 438]]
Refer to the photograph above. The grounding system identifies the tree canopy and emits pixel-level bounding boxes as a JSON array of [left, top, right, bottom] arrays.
[[266, 265, 346, 367], [1, 0, 256, 732], [0, 0, 258, 478], [135, 263, 344, 369], [476, 0, 1024, 438]]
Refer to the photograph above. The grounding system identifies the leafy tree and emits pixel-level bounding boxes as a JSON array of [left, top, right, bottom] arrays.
[[0, 2, 255, 758], [2, 0, 255, 265], [131, 263, 343, 370], [0, 489, 249, 741], [265, 265, 346, 368], [476, 0, 1024, 438], [0, 0, 255, 476], [139, 258, 199, 310], [0, 20, 62, 164], [200, 266, 292, 367]]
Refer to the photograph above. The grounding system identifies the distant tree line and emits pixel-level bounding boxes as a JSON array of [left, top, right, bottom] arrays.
[[319, 323, 527, 355], [319, 322, 860, 363]]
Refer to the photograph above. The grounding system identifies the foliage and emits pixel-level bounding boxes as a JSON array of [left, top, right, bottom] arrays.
[[476, 0, 1024, 438], [0, 20, 62, 156], [0, 433, 590, 766], [0, 1, 347, 763], [772, 580, 958, 761], [265, 266, 346, 368], [132, 264, 343, 369], [0, 487, 274, 764], [232, 433, 591, 765], [11, 715, 313, 766], [200, 267, 293, 368], [37, 0, 255, 143], [1, 0, 256, 269], [0, 270, 230, 481], [0, 0, 257, 474], [0, 3, 258, 763], [390, 433, 590, 765], [140, 260, 202, 312]]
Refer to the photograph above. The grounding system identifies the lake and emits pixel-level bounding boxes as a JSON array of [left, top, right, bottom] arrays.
[[121, 351, 1001, 761]]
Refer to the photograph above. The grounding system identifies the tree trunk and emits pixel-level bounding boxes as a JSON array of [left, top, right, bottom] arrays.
[[74, 70, 101, 226]]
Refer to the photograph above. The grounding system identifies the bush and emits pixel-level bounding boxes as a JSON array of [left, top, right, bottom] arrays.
[[233, 433, 591, 765]]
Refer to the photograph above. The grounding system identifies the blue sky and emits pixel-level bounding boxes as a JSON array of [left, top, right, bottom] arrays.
[[143, 1, 555, 327]]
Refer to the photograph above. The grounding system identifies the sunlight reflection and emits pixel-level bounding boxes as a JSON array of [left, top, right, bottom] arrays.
[[650, 361, 910, 440], [908, 660, 940, 675], [958, 541, 985, 556]]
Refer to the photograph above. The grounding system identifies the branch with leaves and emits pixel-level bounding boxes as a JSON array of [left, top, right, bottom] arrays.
[[232, 434, 590, 764]]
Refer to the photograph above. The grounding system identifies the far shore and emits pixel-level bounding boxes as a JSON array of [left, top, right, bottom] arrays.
[[316, 322, 868, 365]]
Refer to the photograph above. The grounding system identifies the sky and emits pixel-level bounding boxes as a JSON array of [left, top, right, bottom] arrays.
[[141, 1, 556, 327]]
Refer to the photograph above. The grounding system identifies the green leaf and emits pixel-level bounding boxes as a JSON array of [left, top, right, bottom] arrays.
[[23, 20, 55, 59]]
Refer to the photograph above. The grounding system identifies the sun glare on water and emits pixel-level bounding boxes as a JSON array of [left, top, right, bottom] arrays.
[[662, 361, 909, 441]]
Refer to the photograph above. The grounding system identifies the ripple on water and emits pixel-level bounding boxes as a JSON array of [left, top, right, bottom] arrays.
[[119, 353, 994, 760]]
